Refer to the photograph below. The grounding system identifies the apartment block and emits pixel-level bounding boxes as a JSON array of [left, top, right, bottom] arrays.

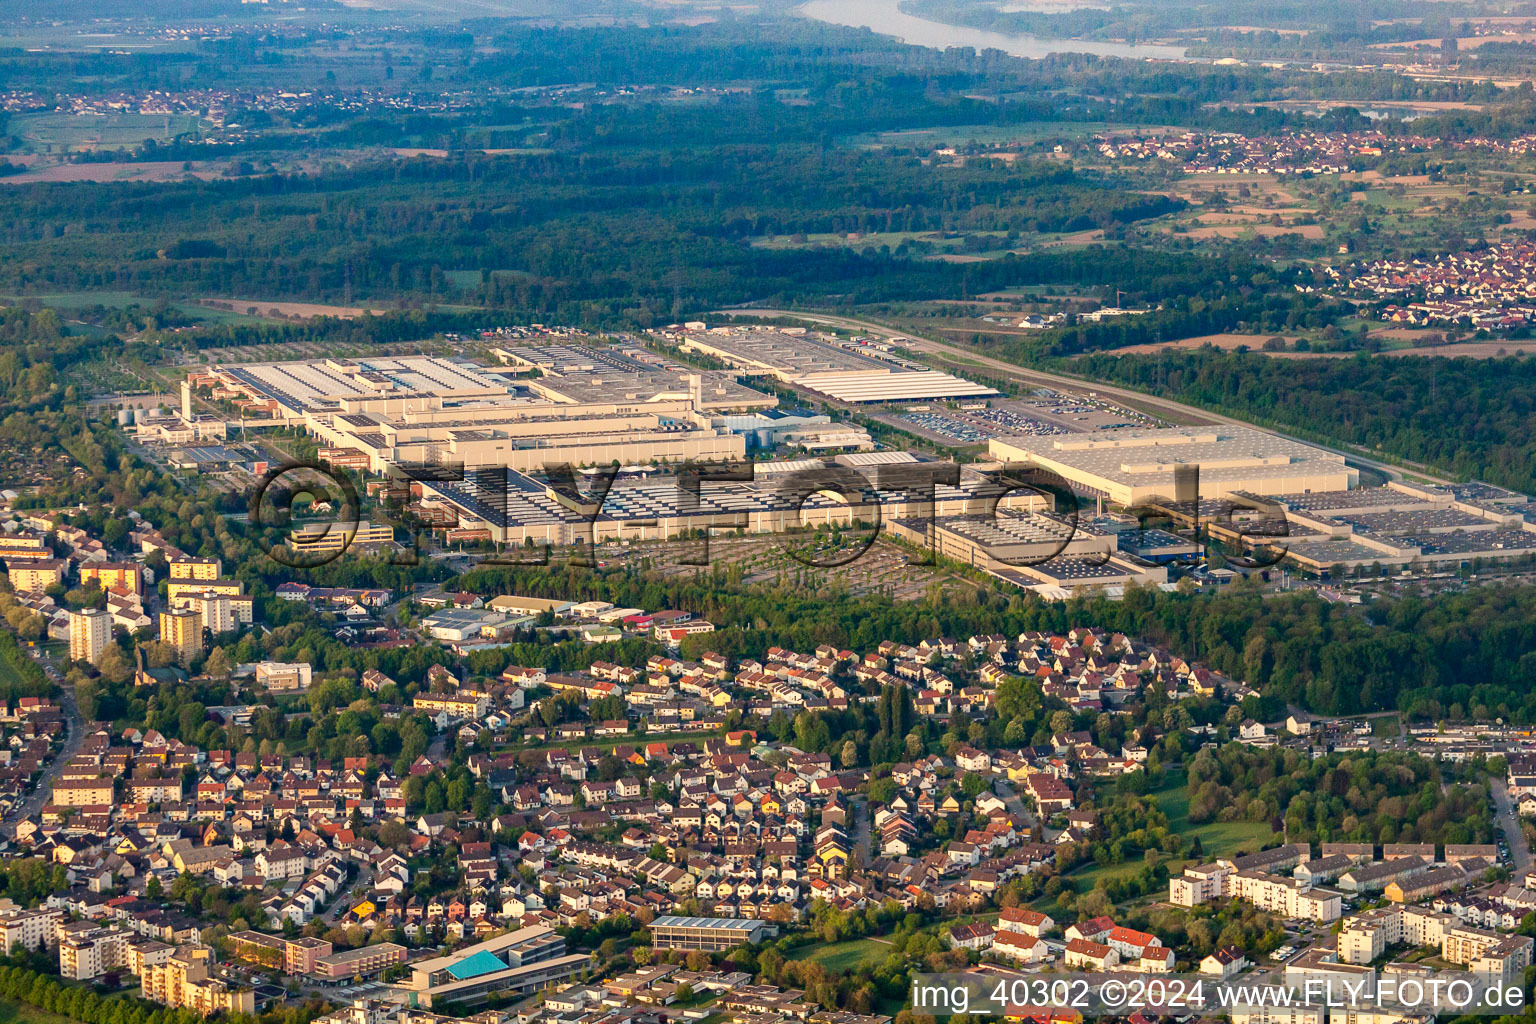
[[0, 906, 64, 954], [1225, 870, 1342, 922], [6, 559, 64, 593], [59, 923, 129, 981], [168, 557, 221, 581], [140, 947, 256, 1015], [159, 608, 202, 666], [68, 608, 112, 665]]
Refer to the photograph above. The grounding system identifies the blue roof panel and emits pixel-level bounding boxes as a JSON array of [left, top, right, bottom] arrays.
[[445, 949, 508, 980]]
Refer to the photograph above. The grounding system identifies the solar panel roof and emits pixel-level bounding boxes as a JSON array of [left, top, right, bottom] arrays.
[[651, 916, 761, 930]]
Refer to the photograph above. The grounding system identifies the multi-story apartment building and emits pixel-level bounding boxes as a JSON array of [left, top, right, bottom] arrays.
[[0, 534, 51, 561], [159, 608, 202, 665], [140, 947, 256, 1015], [0, 906, 64, 954], [1442, 927, 1534, 979], [168, 557, 221, 581], [190, 590, 234, 637], [59, 923, 129, 981], [6, 559, 64, 593], [50, 778, 115, 808], [1169, 862, 1231, 906], [1225, 870, 1342, 922], [1337, 902, 1462, 964], [79, 562, 142, 596], [68, 608, 112, 665]]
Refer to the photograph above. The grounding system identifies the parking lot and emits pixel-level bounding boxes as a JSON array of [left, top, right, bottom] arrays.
[[888, 395, 1157, 446]]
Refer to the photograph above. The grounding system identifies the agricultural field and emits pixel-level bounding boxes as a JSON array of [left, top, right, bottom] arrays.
[[10, 112, 201, 152]]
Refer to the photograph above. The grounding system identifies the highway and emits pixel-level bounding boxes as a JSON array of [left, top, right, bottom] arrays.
[[720, 307, 1456, 488]]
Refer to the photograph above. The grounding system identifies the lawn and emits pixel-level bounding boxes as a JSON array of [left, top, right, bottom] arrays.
[[1038, 769, 1278, 909], [0, 648, 35, 692], [1158, 770, 1277, 856], [0, 999, 88, 1024], [790, 937, 893, 973]]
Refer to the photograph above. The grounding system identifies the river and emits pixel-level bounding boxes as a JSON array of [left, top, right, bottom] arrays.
[[798, 0, 1188, 61]]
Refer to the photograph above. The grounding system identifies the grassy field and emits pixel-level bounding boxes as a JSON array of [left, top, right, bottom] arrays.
[[1039, 769, 1277, 909], [13, 112, 200, 151], [0, 648, 35, 692], [789, 937, 894, 973], [0, 999, 88, 1024]]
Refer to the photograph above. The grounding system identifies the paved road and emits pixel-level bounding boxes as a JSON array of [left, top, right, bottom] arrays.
[[1490, 781, 1531, 875], [994, 780, 1038, 834], [723, 307, 1455, 487], [320, 864, 376, 924], [5, 680, 84, 837], [851, 794, 872, 863]]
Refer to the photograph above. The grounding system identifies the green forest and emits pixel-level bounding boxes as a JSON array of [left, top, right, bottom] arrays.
[[452, 562, 1536, 722]]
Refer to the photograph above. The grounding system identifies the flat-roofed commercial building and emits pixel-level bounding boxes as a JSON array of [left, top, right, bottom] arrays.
[[207, 352, 770, 477], [289, 521, 395, 554], [989, 426, 1358, 505], [790, 371, 998, 404], [312, 942, 407, 981], [403, 926, 587, 1008], [255, 661, 313, 691], [416, 460, 1038, 547], [649, 915, 779, 951], [671, 326, 997, 403]]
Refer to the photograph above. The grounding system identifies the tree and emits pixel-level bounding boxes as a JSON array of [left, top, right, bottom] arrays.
[[205, 647, 231, 679], [98, 644, 132, 685]]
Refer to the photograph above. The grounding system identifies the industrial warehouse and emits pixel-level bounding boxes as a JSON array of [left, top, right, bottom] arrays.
[[665, 324, 999, 404], [409, 453, 1170, 592], [196, 351, 773, 475], [166, 334, 1536, 586], [1203, 480, 1536, 573], [988, 426, 1360, 505]]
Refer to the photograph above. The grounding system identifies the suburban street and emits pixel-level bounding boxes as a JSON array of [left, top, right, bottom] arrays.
[[4, 680, 83, 838], [1491, 781, 1532, 874]]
